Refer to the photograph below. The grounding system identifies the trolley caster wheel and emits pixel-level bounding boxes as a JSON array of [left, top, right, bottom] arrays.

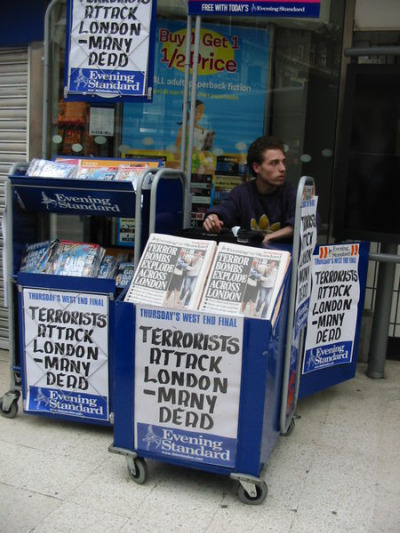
[[126, 456, 148, 485], [238, 481, 268, 505], [0, 398, 19, 419], [281, 418, 295, 437]]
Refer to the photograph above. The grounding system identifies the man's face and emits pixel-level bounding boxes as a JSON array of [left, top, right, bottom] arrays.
[[252, 149, 286, 191]]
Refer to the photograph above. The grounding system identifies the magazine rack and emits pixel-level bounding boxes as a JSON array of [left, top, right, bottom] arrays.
[[109, 266, 291, 505], [0, 163, 189, 422]]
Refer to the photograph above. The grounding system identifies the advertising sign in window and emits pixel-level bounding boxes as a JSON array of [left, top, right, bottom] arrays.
[[122, 20, 270, 167]]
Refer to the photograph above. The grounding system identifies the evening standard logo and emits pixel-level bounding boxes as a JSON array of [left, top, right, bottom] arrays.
[[319, 244, 359, 259], [252, 5, 306, 14], [31, 387, 106, 418], [305, 344, 351, 372], [142, 425, 232, 463], [74, 69, 89, 90], [72, 69, 142, 95], [41, 192, 120, 213]]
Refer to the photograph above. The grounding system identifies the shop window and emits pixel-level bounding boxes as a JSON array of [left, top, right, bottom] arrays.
[[46, 0, 346, 230]]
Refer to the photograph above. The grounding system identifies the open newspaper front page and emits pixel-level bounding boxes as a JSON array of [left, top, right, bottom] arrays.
[[199, 242, 291, 324], [124, 233, 217, 309]]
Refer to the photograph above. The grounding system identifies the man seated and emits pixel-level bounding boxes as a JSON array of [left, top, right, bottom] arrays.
[[203, 136, 296, 246]]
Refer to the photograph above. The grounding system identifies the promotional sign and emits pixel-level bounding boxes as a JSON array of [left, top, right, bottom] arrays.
[[303, 244, 361, 374], [122, 19, 269, 159], [294, 190, 318, 337], [22, 287, 109, 421], [65, 0, 156, 101], [188, 0, 321, 18], [134, 305, 244, 467]]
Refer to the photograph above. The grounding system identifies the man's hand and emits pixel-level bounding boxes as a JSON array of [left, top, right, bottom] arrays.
[[203, 214, 224, 233]]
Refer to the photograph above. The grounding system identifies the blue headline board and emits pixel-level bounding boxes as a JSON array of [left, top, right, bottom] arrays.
[[9, 177, 138, 218]]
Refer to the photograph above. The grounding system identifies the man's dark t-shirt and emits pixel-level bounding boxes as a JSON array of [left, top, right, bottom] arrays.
[[208, 179, 296, 233]]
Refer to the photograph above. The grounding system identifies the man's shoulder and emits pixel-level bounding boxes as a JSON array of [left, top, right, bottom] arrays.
[[232, 179, 256, 193], [282, 180, 297, 191], [281, 180, 297, 196]]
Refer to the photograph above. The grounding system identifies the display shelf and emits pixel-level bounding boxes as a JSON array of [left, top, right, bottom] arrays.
[[1, 162, 189, 425]]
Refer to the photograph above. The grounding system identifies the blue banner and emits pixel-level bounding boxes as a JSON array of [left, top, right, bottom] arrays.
[[188, 0, 321, 18], [10, 177, 137, 218], [136, 423, 237, 466], [303, 341, 353, 373], [28, 386, 108, 421]]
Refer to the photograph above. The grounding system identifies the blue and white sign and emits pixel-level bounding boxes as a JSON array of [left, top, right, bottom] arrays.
[[188, 0, 321, 18], [10, 177, 137, 218], [65, 0, 156, 101], [303, 244, 361, 374], [22, 288, 110, 421], [134, 305, 243, 467]]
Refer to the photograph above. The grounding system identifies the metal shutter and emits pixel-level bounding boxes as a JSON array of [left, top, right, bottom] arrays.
[[0, 47, 29, 349]]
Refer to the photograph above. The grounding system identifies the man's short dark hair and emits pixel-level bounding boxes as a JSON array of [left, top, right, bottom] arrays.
[[247, 136, 285, 177]]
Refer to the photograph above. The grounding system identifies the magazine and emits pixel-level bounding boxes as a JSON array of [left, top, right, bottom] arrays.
[[26, 159, 76, 179], [66, 158, 160, 182], [113, 165, 148, 184], [103, 247, 133, 263], [115, 261, 135, 289], [75, 166, 119, 180], [97, 255, 118, 279], [19, 239, 59, 274], [46, 240, 105, 277], [198, 242, 291, 323], [124, 233, 217, 309]]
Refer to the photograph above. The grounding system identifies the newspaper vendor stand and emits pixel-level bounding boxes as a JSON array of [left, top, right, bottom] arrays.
[[109, 265, 291, 505], [0, 163, 188, 422]]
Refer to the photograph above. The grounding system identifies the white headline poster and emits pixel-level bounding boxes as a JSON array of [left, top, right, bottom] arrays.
[[303, 244, 360, 374], [294, 193, 318, 338], [67, 0, 153, 98], [23, 288, 109, 420], [134, 305, 244, 467]]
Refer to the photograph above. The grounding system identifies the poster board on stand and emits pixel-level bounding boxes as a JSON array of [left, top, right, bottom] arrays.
[[64, 0, 157, 102], [299, 241, 370, 398]]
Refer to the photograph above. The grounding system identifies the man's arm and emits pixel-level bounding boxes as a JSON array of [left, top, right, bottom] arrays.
[[203, 183, 246, 233], [262, 225, 294, 245]]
